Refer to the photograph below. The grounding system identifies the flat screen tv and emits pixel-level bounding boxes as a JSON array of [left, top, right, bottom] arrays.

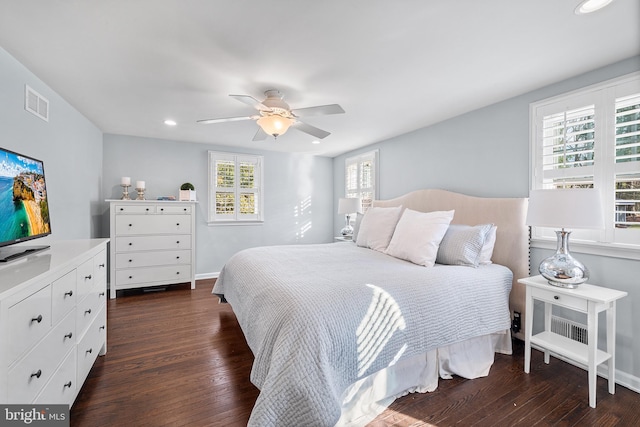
[[0, 146, 51, 262]]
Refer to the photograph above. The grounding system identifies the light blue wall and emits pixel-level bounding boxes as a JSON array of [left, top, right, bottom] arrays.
[[102, 134, 334, 274], [0, 47, 103, 240], [333, 56, 640, 390]]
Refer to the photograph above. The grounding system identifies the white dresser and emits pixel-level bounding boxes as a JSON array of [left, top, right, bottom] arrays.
[[108, 200, 196, 299], [0, 239, 108, 406]]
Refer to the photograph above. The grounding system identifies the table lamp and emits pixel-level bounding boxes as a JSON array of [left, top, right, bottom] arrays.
[[526, 188, 604, 288], [338, 197, 361, 237]]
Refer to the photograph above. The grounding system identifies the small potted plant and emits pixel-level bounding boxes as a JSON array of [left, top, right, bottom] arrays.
[[179, 182, 196, 201]]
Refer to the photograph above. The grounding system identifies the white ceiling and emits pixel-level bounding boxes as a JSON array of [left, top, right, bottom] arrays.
[[1, 1, 639, 157]]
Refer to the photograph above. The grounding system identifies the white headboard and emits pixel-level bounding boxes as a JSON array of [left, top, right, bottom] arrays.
[[373, 189, 529, 338]]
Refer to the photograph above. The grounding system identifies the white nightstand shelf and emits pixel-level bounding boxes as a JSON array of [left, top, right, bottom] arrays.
[[519, 275, 627, 408], [530, 331, 610, 367]]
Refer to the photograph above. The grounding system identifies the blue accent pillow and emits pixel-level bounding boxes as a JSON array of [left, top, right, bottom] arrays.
[[436, 224, 493, 267]]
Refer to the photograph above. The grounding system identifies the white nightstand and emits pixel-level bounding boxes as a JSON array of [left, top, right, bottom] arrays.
[[518, 275, 627, 408]]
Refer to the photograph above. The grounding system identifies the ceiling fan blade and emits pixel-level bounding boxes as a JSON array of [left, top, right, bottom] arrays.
[[252, 127, 268, 141], [230, 94, 271, 111], [292, 121, 331, 139], [197, 116, 254, 124], [291, 104, 345, 117]]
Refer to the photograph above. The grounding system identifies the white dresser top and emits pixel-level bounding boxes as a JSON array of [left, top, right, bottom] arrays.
[[0, 239, 108, 299]]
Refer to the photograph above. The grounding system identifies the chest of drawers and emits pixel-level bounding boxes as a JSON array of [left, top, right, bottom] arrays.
[[108, 200, 196, 298], [0, 239, 108, 406]]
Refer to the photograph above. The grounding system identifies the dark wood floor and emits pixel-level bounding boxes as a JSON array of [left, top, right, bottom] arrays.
[[71, 280, 640, 426]]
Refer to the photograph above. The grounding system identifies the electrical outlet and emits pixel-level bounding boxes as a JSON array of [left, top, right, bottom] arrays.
[[512, 311, 521, 334]]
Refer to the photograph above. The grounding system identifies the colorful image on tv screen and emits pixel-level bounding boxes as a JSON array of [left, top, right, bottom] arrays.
[[0, 150, 51, 243]]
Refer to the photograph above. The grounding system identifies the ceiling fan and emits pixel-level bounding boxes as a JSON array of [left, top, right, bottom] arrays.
[[197, 89, 345, 140]]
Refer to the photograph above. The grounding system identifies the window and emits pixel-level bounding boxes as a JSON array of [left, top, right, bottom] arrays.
[[345, 150, 378, 212], [208, 151, 264, 223], [530, 72, 640, 254]]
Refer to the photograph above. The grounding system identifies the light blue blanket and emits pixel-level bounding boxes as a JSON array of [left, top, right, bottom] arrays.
[[213, 243, 512, 426]]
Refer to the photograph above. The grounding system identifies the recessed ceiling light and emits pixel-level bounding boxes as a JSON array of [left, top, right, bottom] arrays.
[[164, 119, 177, 126], [575, 0, 614, 14], [311, 140, 321, 144]]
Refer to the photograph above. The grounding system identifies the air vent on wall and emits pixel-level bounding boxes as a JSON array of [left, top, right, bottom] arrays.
[[25, 85, 49, 122]]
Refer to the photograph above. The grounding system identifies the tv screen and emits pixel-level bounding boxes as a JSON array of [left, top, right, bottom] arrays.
[[0, 147, 51, 260]]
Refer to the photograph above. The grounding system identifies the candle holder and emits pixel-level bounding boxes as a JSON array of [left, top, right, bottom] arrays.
[[120, 184, 131, 200], [136, 187, 146, 200]]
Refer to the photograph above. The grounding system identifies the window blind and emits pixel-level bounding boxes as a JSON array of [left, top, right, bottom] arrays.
[[614, 94, 640, 228], [209, 151, 263, 222], [531, 72, 640, 252], [345, 150, 378, 212]]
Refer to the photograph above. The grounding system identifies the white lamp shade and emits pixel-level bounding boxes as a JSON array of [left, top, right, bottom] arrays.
[[526, 188, 604, 229], [338, 197, 362, 214]]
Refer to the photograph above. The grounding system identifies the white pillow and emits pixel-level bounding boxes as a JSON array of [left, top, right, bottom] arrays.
[[478, 225, 497, 265], [355, 206, 403, 252], [385, 209, 455, 267]]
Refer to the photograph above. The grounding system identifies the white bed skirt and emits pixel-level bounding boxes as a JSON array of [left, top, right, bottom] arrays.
[[336, 331, 512, 427]]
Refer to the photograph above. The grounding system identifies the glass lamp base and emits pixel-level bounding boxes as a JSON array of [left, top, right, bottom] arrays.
[[539, 230, 589, 288], [340, 214, 353, 236], [340, 225, 353, 236]]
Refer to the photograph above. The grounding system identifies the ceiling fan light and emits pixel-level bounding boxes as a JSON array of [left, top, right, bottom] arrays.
[[257, 115, 293, 137]]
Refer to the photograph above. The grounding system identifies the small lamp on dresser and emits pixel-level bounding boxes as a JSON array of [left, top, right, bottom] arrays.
[[338, 197, 361, 237], [525, 188, 604, 288]]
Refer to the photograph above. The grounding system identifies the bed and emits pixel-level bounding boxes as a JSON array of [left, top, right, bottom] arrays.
[[212, 189, 529, 426]]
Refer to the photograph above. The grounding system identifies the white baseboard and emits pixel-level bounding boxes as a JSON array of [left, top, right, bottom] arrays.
[[196, 272, 219, 280]]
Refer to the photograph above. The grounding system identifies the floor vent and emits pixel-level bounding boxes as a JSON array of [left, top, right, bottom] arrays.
[[551, 315, 588, 344], [25, 85, 49, 122]]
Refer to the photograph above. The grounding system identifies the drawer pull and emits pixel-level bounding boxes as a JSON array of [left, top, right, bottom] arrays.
[[85, 309, 92, 315], [129, 259, 133, 262], [176, 223, 180, 226], [64, 381, 72, 389], [64, 290, 73, 297], [100, 325, 106, 331], [64, 332, 73, 339], [128, 243, 133, 246], [176, 241, 180, 244], [99, 292, 105, 297], [146, 208, 150, 211], [31, 370, 42, 379], [85, 274, 92, 280], [86, 348, 93, 355], [160, 208, 164, 212], [119, 208, 124, 211], [31, 314, 43, 324], [554, 295, 559, 300], [128, 223, 133, 227], [176, 256, 180, 259], [183, 208, 187, 211], [99, 263, 105, 268]]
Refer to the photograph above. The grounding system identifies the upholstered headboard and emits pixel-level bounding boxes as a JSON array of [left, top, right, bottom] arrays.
[[373, 189, 529, 339]]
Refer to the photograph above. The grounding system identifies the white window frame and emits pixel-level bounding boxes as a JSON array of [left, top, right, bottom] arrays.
[[345, 150, 379, 212], [530, 72, 640, 260], [208, 151, 264, 224]]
